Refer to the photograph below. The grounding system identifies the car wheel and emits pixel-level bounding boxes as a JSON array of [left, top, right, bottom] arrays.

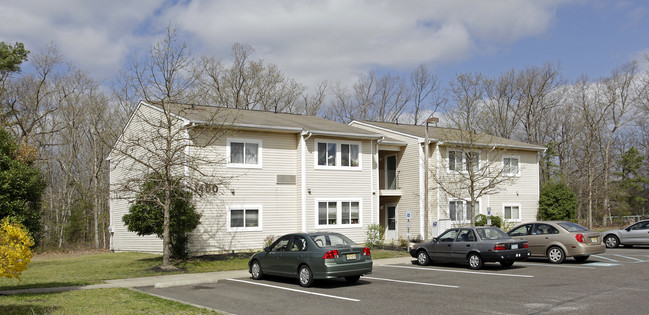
[[604, 235, 619, 248], [468, 253, 483, 270], [417, 250, 430, 265], [251, 260, 263, 280], [500, 261, 514, 268], [547, 246, 565, 264], [344, 275, 360, 283], [574, 255, 589, 263], [298, 265, 314, 287]]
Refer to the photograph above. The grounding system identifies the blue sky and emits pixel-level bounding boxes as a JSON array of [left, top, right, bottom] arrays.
[[1, 0, 647, 90]]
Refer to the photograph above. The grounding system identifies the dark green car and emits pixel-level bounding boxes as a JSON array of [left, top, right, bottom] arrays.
[[248, 232, 373, 287]]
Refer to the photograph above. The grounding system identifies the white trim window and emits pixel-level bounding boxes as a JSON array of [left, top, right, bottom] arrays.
[[503, 156, 520, 176], [227, 138, 262, 168], [227, 205, 262, 231], [448, 150, 479, 173], [448, 199, 479, 222], [316, 200, 361, 228], [315, 140, 361, 169], [504, 204, 521, 221]]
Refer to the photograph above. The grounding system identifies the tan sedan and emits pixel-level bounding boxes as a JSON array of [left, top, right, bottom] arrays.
[[507, 221, 605, 263]]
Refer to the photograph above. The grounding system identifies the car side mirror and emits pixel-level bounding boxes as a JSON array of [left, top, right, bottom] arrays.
[[264, 247, 271, 252], [432, 237, 438, 243], [625, 227, 632, 232]]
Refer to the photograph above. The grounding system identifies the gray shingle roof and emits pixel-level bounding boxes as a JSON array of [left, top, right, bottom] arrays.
[[353, 120, 545, 151], [146, 102, 382, 139]]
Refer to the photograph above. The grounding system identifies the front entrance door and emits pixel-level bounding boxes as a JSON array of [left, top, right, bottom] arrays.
[[385, 204, 397, 241]]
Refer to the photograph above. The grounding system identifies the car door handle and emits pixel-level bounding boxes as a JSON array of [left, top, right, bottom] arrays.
[[447, 244, 451, 247], [466, 244, 470, 247]]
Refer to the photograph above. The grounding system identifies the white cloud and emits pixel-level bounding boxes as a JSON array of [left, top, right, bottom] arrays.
[[0, 0, 570, 86]]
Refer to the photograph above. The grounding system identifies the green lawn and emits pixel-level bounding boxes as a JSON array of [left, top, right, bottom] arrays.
[[0, 251, 251, 291], [0, 249, 408, 314], [0, 288, 218, 314], [0, 249, 408, 291]]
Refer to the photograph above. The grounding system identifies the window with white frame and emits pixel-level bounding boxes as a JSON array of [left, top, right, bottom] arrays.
[[504, 205, 520, 221], [228, 205, 262, 231], [317, 200, 360, 227], [503, 156, 520, 176], [227, 138, 261, 168], [448, 150, 479, 172], [449, 199, 479, 221], [316, 140, 360, 169]]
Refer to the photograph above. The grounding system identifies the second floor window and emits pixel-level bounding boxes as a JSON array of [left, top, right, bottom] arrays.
[[228, 138, 261, 168], [448, 150, 479, 172], [503, 157, 520, 175], [316, 140, 360, 169]]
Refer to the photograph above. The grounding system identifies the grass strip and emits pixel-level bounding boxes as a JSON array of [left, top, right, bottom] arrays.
[[0, 288, 219, 314]]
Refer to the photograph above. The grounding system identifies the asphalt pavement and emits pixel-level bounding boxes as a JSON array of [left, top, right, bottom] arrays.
[[0, 256, 412, 296]]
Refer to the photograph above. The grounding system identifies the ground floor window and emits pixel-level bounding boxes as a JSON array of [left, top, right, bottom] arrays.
[[228, 205, 262, 231], [504, 205, 520, 221], [317, 200, 361, 228], [449, 199, 479, 222]]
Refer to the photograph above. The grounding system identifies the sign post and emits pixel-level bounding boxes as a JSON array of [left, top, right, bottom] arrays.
[[487, 207, 492, 226], [406, 210, 411, 250]]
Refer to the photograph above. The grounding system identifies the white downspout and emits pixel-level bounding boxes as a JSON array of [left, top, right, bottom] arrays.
[[373, 137, 384, 225], [301, 131, 312, 232]]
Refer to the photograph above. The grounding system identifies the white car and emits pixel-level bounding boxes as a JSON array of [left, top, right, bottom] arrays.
[[603, 220, 649, 248]]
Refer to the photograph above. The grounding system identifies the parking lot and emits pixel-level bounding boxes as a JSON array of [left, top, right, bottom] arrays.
[[138, 247, 649, 314]]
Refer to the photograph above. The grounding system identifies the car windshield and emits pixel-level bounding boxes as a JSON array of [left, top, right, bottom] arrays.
[[476, 228, 510, 240], [557, 222, 589, 232], [310, 233, 356, 247]]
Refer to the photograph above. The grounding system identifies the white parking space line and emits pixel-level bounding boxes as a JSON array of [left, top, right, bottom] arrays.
[[592, 254, 618, 262], [613, 254, 647, 262], [363, 276, 459, 288], [385, 265, 534, 278], [516, 262, 595, 269], [225, 279, 360, 302]]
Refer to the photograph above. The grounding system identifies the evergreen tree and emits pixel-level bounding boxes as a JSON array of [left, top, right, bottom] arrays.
[[538, 181, 577, 221], [0, 129, 45, 244], [613, 147, 648, 216], [123, 174, 201, 260]]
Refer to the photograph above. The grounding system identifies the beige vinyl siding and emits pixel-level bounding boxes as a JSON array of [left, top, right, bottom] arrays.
[[349, 122, 426, 240], [484, 150, 540, 224], [109, 104, 183, 253], [435, 147, 540, 225], [188, 130, 300, 252], [303, 137, 374, 244], [391, 138, 424, 240]]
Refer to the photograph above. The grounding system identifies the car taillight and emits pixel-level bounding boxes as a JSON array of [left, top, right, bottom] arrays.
[[523, 242, 529, 248], [322, 250, 339, 259], [494, 244, 506, 251], [575, 234, 585, 243], [363, 247, 371, 256]]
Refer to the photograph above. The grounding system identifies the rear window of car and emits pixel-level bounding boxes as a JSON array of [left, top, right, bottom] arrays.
[[557, 222, 589, 232], [310, 233, 356, 247], [476, 228, 510, 240]]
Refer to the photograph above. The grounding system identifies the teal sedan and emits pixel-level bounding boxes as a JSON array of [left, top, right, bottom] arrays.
[[248, 232, 373, 287]]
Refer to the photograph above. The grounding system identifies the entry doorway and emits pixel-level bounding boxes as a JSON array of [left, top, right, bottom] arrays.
[[385, 204, 397, 241]]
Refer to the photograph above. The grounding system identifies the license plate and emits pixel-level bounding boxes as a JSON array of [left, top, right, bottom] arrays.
[[591, 237, 597, 243], [346, 254, 356, 260], [511, 244, 518, 249]]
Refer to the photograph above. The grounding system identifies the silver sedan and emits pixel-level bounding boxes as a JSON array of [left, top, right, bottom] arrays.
[[603, 219, 649, 248]]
